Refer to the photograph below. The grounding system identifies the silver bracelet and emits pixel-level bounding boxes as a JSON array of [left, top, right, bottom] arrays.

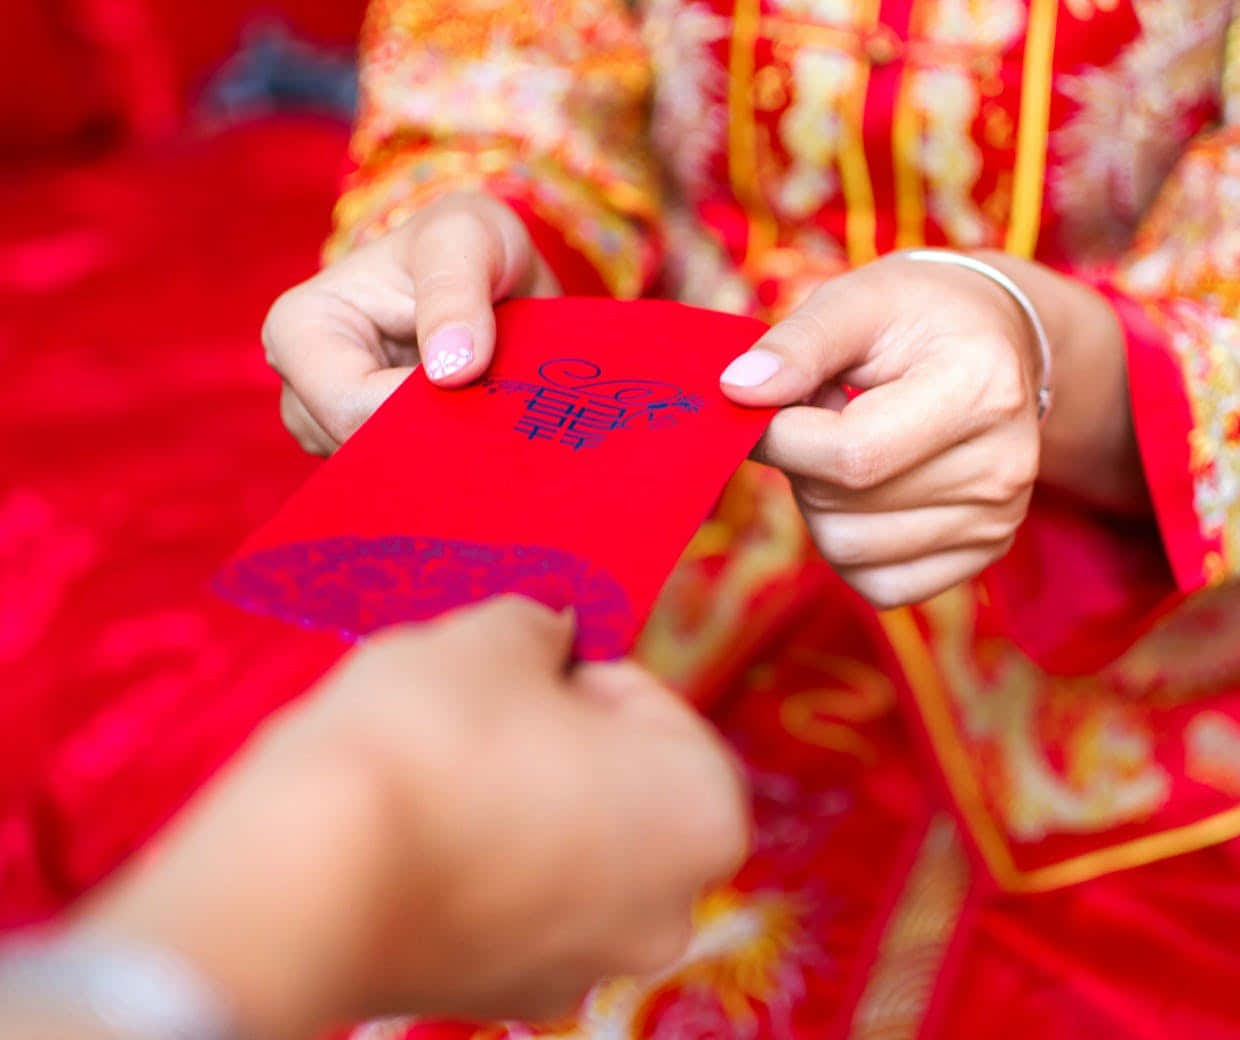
[[897, 248, 1054, 423], [0, 933, 241, 1040]]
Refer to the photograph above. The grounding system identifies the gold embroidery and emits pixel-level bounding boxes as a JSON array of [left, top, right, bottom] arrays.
[[470, 889, 807, 1039], [848, 815, 968, 1040], [1051, 0, 1229, 256], [880, 599, 1240, 892], [896, 0, 1026, 250], [635, 465, 808, 689], [779, 652, 897, 763], [331, 0, 659, 292]]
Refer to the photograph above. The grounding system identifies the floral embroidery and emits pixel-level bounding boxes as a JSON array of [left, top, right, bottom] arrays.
[[643, 0, 731, 198], [1051, 0, 1228, 256], [328, 0, 661, 294], [1110, 120, 1240, 576], [775, 46, 855, 220], [489, 889, 809, 1040], [905, 0, 1026, 248]]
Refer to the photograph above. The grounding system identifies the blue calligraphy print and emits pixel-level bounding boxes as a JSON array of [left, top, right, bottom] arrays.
[[484, 358, 704, 450], [213, 535, 635, 660]]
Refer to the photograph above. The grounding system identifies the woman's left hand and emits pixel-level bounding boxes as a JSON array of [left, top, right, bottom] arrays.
[[719, 251, 1143, 610]]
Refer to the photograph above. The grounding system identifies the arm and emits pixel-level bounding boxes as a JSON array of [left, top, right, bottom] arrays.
[[326, 0, 663, 298], [264, 0, 664, 454], [0, 599, 748, 1040], [714, 29, 1240, 616]]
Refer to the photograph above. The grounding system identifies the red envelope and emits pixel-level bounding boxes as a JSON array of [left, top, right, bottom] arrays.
[[214, 298, 775, 659]]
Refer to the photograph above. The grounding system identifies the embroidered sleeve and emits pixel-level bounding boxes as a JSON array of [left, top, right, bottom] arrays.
[[1098, 21, 1240, 590], [323, 0, 663, 297]]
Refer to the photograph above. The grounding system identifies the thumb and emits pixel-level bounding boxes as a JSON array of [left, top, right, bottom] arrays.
[[442, 595, 578, 680], [718, 276, 881, 406], [406, 195, 536, 387]]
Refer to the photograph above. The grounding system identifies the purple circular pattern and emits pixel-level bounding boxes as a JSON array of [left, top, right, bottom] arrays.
[[212, 535, 634, 660]]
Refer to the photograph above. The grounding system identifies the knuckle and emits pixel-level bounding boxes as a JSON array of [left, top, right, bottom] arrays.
[[990, 438, 1040, 501], [261, 289, 301, 367], [420, 206, 490, 252], [770, 305, 832, 362], [319, 406, 364, 447], [414, 265, 480, 300], [976, 346, 1029, 421], [832, 437, 884, 490]]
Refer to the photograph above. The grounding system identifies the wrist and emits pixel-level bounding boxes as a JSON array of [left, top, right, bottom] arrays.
[[970, 251, 1148, 512], [78, 745, 412, 1040]]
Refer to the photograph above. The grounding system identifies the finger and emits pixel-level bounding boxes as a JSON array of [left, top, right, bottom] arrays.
[[805, 502, 1024, 569], [837, 541, 1015, 611], [406, 197, 535, 387], [264, 285, 414, 444], [753, 354, 1012, 488], [787, 427, 1039, 513], [718, 275, 884, 406], [436, 595, 577, 677], [279, 383, 339, 456]]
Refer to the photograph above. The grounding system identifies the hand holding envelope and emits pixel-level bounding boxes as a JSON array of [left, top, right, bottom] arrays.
[[219, 298, 777, 658]]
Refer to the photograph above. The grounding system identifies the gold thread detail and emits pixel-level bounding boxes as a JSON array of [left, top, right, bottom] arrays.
[[878, 605, 1240, 892], [848, 815, 968, 1040], [1004, 0, 1058, 257]]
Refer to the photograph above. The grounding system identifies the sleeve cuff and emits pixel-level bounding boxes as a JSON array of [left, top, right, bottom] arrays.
[[1095, 280, 1214, 593], [502, 196, 609, 297]]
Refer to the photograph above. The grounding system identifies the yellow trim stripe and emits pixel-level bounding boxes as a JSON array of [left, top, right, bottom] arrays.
[[1004, 0, 1058, 258], [892, 0, 925, 249], [839, 0, 881, 265], [879, 605, 1240, 892], [727, 0, 778, 269]]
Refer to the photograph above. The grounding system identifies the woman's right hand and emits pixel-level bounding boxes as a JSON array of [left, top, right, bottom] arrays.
[[262, 191, 560, 456]]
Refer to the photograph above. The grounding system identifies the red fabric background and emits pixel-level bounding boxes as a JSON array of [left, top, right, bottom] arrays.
[[0, 116, 352, 925]]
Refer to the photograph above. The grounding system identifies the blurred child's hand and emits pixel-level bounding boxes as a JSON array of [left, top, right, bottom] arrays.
[[262, 191, 560, 455], [80, 598, 749, 1039]]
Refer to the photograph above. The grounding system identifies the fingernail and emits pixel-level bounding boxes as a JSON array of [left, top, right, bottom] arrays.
[[720, 348, 781, 388], [424, 325, 474, 380]]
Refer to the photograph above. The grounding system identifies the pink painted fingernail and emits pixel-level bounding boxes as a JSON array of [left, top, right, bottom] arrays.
[[720, 348, 781, 387], [424, 325, 474, 380]]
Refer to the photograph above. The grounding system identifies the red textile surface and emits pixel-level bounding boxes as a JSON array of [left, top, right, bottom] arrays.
[[0, 117, 351, 925], [4, 46, 1240, 1040], [0, 2, 122, 156]]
